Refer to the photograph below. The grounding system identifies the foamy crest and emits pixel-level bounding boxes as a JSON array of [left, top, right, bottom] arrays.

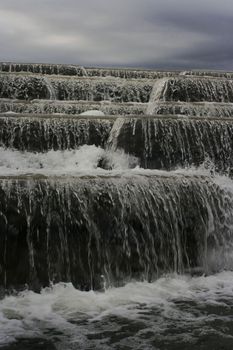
[[0, 146, 138, 176], [0, 145, 224, 178]]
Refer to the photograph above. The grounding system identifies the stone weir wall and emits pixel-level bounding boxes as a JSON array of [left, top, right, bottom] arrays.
[[1, 63, 233, 291]]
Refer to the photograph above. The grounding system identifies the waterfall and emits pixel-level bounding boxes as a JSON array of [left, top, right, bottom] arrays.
[[2, 63, 233, 348], [1, 173, 232, 291], [0, 63, 179, 79], [80, 66, 88, 77], [0, 74, 154, 102], [179, 70, 233, 78], [1, 63, 233, 294], [108, 116, 233, 172], [147, 77, 233, 116], [107, 117, 126, 151], [0, 63, 84, 76], [150, 101, 233, 118], [0, 115, 114, 151], [0, 75, 48, 100], [156, 77, 233, 103]]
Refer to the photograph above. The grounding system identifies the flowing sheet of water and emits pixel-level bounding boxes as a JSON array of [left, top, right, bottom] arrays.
[[1, 152, 233, 348], [2, 68, 233, 349], [0, 74, 154, 103], [0, 99, 147, 117]]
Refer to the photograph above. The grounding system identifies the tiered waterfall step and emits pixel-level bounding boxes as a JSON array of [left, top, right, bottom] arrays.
[[109, 115, 233, 171], [0, 99, 147, 116], [0, 62, 180, 79], [148, 76, 233, 106], [1, 63, 233, 78], [0, 73, 154, 102], [0, 113, 115, 151], [1, 64, 233, 292], [2, 112, 233, 174], [1, 65, 233, 171], [1, 174, 231, 290]]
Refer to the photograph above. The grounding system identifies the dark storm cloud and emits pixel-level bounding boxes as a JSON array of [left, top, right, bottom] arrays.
[[0, 0, 232, 69]]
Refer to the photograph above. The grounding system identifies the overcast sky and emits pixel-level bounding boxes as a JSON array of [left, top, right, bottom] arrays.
[[0, 0, 233, 70]]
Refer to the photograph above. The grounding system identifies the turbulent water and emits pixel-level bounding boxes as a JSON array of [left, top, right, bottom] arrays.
[[0, 146, 137, 175], [108, 116, 233, 172], [1, 272, 233, 349]]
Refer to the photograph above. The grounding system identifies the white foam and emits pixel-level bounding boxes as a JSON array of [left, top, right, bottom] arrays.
[[1, 272, 233, 346], [2, 111, 18, 115], [0, 145, 222, 178], [79, 110, 105, 116], [0, 146, 138, 176]]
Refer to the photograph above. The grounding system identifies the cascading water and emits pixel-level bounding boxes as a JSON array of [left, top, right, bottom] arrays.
[[149, 101, 233, 118], [147, 77, 233, 116], [146, 78, 169, 114], [0, 63, 179, 79], [0, 115, 114, 151], [0, 99, 147, 116], [107, 116, 233, 173], [1, 167, 233, 291], [156, 77, 233, 102], [1, 64, 233, 349], [0, 74, 154, 102]]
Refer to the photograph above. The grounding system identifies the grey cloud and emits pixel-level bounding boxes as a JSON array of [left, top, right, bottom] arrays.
[[0, 0, 232, 69]]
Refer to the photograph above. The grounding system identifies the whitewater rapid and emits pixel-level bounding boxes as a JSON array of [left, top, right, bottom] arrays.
[[0, 145, 220, 178], [1, 272, 233, 349], [0, 145, 139, 176]]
